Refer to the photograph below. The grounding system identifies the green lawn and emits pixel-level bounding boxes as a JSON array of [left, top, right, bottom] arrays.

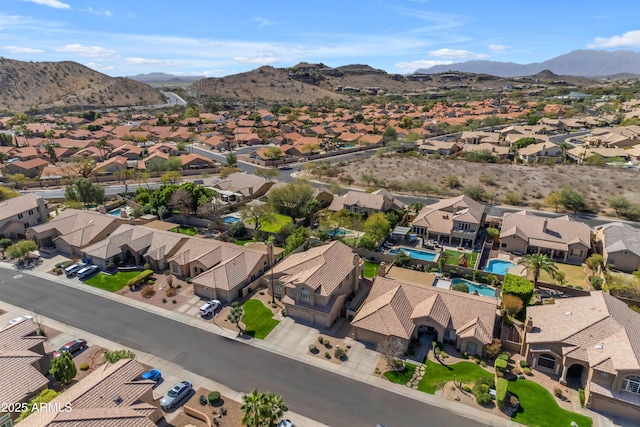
[[508, 379, 592, 427], [384, 363, 417, 384], [171, 226, 198, 236], [443, 250, 479, 268], [250, 214, 293, 233], [532, 263, 588, 288], [418, 359, 493, 394], [364, 261, 380, 278], [241, 299, 279, 339], [84, 271, 141, 292]]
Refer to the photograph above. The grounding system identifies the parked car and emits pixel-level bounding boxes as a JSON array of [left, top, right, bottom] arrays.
[[141, 369, 162, 382], [199, 299, 221, 316], [277, 420, 294, 427], [160, 380, 192, 410], [53, 338, 87, 358], [64, 263, 86, 277], [76, 265, 99, 279], [7, 315, 34, 325]]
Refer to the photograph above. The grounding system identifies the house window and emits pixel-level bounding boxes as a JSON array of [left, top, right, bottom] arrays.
[[570, 248, 583, 257], [300, 288, 311, 302], [28, 209, 34, 215], [623, 250, 629, 256], [0, 413, 13, 427], [622, 375, 640, 395], [501, 243, 507, 248], [37, 217, 42, 223], [538, 354, 556, 370], [24, 223, 29, 229], [274, 283, 282, 295], [18, 213, 23, 219], [172, 264, 180, 275]]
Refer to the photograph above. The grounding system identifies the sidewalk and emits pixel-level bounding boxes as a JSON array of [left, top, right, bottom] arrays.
[[1, 261, 626, 427]]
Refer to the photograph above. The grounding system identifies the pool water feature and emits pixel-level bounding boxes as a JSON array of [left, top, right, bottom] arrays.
[[485, 259, 516, 275], [451, 278, 497, 298], [327, 229, 348, 237], [107, 208, 121, 216], [222, 216, 240, 224], [388, 247, 437, 262]]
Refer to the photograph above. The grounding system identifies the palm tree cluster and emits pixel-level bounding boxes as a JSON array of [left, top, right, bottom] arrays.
[[240, 389, 287, 427], [517, 253, 558, 287]]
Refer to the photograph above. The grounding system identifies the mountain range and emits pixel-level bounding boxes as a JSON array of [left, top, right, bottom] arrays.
[[417, 50, 640, 78], [128, 72, 205, 84]]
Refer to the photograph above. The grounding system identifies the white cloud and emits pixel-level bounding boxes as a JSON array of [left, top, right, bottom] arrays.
[[588, 30, 640, 48], [3, 45, 44, 54], [489, 44, 509, 53], [428, 48, 488, 60], [84, 7, 113, 17], [395, 59, 452, 73], [85, 62, 115, 71], [125, 57, 183, 67], [234, 54, 280, 65], [54, 44, 117, 57], [25, 0, 70, 9], [255, 17, 274, 28]]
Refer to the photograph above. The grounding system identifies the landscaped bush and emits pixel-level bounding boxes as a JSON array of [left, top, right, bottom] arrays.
[[318, 336, 324, 344], [502, 274, 534, 306], [199, 395, 207, 406], [472, 383, 492, 405], [578, 388, 585, 407], [554, 387, 563, 397], [165, 287, 177, 297], [162, 298, 167, 303], [309, 344, 317, 353], [496, 378, 508, 410], [513, 367, 522, 375], [79, 362, 89, 371], [463, 385, 472, 393], [143, 262, 152, 271], [522, 367, 532, 375], [220, 406, 227, 416], [334, 348, 347, 360], [462, 351, 469, 359], [519, 360, 529, 368], [495, 358, 508, 372], [324, 351, 331, 359], [127, 270, 154, 289], [590, 276, 603, 290], [208, 391, 221, 404], [140, 285, 155, 298], [497, 352, 510, 361], [485, 338, 502, 359]]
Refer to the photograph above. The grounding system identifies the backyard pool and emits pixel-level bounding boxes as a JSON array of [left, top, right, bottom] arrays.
[[389, 247, 438, 262], [485, 259, 516, 275], [451, 278, 498, 298], [327, 229, 348, 237], [222, 216, 240, 224], [107, 208, 121, 216]]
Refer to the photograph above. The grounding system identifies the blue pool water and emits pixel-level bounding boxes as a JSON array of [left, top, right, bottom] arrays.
[[327, 229, 348, 237], [451, 278, 497, 298], [389, 247, 437, 261], [485, 259, 516, 275], [107, 208, 121, 216], [222, 216, 240, 224]]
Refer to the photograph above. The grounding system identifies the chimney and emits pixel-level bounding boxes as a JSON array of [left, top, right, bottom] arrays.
[[542, 218, 548, 233], [378, 261, 387, 277], [525, 316, 533, 333], [452, 204, 457, 216], [266, 241, 274, 267]]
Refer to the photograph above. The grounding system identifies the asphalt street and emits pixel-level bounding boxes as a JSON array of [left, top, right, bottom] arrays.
[[0, 269, 482, 427]]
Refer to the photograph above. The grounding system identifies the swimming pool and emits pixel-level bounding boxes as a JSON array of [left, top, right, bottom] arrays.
[[451, 278, 497, 298], [327, 229, 348, 237], [222, 216, 240, 224], [389, 247, 437, 262], [485, 259, 516, 275], [107, 208, 121, 216]]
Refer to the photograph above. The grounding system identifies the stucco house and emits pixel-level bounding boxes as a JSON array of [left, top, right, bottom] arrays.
[[517, 142, 563, 163], [212, 172, 273, 201], [595, 222, 640, 273], [0, 193, 48, 239], [411, 195, 485, 248], [327, 189, 404, 214], [263, 241, 362, 327], [352, 270, 497, 356], [524, 292, 640, 421], [500, 211, 591, 264]]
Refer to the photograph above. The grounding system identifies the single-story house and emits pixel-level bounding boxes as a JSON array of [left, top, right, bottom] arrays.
[[517, 142, 563, 163], [212, 172, 273, 201], [595, 222, 640, 273], [328, 189, 404, 214]]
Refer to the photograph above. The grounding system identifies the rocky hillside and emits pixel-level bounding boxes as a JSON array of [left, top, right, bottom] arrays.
[[0, 58, 164, 113]]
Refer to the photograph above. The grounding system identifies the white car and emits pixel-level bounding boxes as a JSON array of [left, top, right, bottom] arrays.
[[8, 315, 34, 325], [199, 300, 221, 316]]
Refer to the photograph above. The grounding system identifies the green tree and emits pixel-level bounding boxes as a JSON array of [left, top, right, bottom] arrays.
[[267, 180, 315, 220], [95, 138, 112, 161], [544, 191, 562, 213], [169, 189, 193, 225], [240, 389, 287, 427], [15, 389, 60, 422], [70, 178, 105, 206], [364, 212, 391, 242], [73, 158, 95, 178], [608, 195, 631, 217], [558, 186, 586, 214], [452, 282, 470, 293], [44, 143, 58, 162], [320, 211, 350, 240], [262, 391, 287, 426], [383, 126, 397, 144], [160, 170, 183, 184], [255, 167, 279, 179], [486, 227, 500, 240], [394, 250, 411, 267], [6, 240, 38, 261], [517, 254, 558, 287], [328, 182, 343, 196], [227, 302, 244, 335], [102, 349, 136, 364], [0, 152, 8, 164], [7, 173, 28, 189], [226, 151, 238, 167], [0, 237, 13, 257], [262, 147, 283, 164], [114, 169, 135, 193], [49, 351, 76, 384], [510, 137, 537, 151], [463, 185, 486, 201], [555, 271, 567, 287], [241, 203, 273, 231], [285, 226, 309, 254], [586, 254, 605, 273]]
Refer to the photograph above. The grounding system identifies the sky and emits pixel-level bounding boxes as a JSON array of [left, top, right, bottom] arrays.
[[2, 0, 640, 77]]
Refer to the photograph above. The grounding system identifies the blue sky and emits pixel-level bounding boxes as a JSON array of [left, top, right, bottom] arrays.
[[2, 0, 640, 77]]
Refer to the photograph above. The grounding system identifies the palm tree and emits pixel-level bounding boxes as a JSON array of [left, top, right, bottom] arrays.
[[263, 392, 287, 426], [240, 389, 263, 427], [517, 253, 558, 287]]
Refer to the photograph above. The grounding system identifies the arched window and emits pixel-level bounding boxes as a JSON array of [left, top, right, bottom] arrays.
[[300, 288, 311, 302], [622, 375, 640, 395], [538, 354, 556, 370]]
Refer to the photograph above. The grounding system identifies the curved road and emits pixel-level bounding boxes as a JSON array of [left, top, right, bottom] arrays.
[[0, 269, 482, 427]]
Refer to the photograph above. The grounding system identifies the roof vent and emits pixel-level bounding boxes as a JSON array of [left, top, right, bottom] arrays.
[[564, 311, 572, 315], [113, 395, 123, 404], [595, 344, 603, 350], [88, 220, 94, 224]]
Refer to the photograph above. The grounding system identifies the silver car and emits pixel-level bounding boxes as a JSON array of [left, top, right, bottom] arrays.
[[160, 380, 192, 410]]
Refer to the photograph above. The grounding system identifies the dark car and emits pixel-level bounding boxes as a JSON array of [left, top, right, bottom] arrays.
[[53, 339, 87, 358]]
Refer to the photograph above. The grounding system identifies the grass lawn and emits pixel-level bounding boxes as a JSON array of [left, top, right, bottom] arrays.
[[364, 261, 380, 278], [171, 226, 198, 236], [384, 363, 417, 384], [508, 379, 592, 427], [84, 271, 140, 292], [443, 250, 479, 268], [241, 299, 279, 339], [532, 263, 588, 288], [250, 214, 292, 233], [418, 359, 493, 394]]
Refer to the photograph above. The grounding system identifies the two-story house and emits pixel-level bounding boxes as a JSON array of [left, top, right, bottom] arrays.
[[411, 195, 486, 248], [327, 189, 404, 214], [595, 222, 640, 273], [0, 193, 48, 239], [263, 241, 362, 327]]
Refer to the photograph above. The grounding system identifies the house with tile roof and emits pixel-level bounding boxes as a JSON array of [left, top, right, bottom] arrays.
[[524, 292, 640, 421], [595, 222, 640, 273], [327, 189, 404, 214], [168, 238, 271, 302], [352, 272, 497, 356], [0, 320, 49, 424], [81, 224, 189, 271], [212, 172, 273, 201], [27, 209, 128, 256], [262, 241, 362, 327], [0, 193, 48, 239], [517, 142, 563, 163], [19, 358, 162, 427], [499, 211, 591, 264], [92, 155, 129, 175], [3, 158, 49, 178], [411, 195, 486, 248]]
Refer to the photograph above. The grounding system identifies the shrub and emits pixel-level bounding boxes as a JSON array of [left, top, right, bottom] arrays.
[[502, 274, 534, 306], [519, 360, 529, 368], [324, 351, 331, 359], [186, 277, 192, 284], [590, 276, 603, 290], [578, 388, 585, 407], [143, 262, 152, 271], [334, 348, 347, 360], [141, 285, 155, 298], [79, 362, 89, 371], [522, 367, 532, 375], [480, 361, 486, 367], [165, 287, 177, 297], [127, 270, 154, 288], [473, 383, 492, 405], [162, 298, 167, 303], [513, 367, 522, 375], [147, 279, 154, 285], [462, 351, 469, 359], [497, 352, 510, 361], [502, 294, 524, 316], [496, 378, 508, 410], [374, 367, 381, 375], [309, 344, 317, 353], [554, 387, 563, 397], [176, 284, 182, 289], [199, 395, 207, 406], [172, 299, 177, 304], [208, 391, 221, 404], [463, 385, 472, 393], [452, 282, 469, 293], [259, 290, 265, 295], [318, 336, 324, 344], [220, 406, 227, 416], [485, 338, 502, 359], [495, 358, 508, 372]]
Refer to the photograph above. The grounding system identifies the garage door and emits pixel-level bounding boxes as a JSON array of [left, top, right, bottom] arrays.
[[590, 395, 640, 421]]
